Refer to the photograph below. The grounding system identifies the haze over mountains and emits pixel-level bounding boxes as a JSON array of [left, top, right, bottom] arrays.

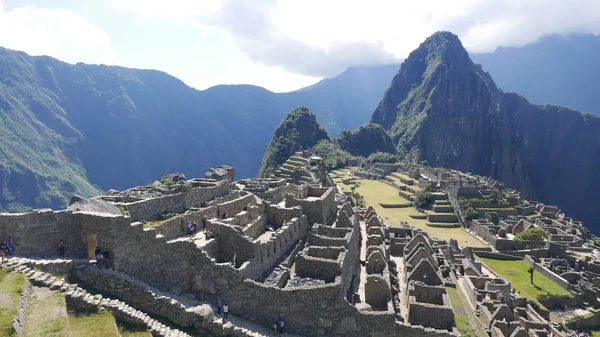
[[1, 33, 599, 228]]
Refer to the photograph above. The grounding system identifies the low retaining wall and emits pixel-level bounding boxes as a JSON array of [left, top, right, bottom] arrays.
[[379, 203, 411, 208], [474, 252, 523, 261], [75, 266, 212, 328], [13, 274, 31, 335], [524, 255, 572, 291]]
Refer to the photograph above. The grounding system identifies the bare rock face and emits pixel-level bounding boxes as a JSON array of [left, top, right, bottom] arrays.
[[67, 195, 122, 216]]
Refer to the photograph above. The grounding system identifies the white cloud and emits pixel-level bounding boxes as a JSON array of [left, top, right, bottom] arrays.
[[113, 0, 600, 77], [0, 1, 118, 65]]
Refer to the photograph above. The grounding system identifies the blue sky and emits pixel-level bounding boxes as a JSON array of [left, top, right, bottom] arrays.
[[1, 0, 599, 92]]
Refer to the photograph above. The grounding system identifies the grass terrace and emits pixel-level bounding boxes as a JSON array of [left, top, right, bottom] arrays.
[[478, 257, 574, 311], [330, 169, 487, 247], [446, 286, 480, 337], [0, 269, 25, 336]]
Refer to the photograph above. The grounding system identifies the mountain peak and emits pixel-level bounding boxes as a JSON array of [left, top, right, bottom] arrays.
[[370, 31, 494, 129]]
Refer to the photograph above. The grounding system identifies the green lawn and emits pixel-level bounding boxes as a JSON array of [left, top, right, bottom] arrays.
[[446, 287, 477, 337], [478, 258, 573, 307]]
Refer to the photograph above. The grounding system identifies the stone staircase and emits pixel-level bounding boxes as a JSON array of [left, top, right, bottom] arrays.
[[2, 257, 301, 337], [1, 259, 191, 337]]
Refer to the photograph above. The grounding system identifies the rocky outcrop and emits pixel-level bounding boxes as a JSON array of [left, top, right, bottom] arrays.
[[371, 31, 600, 230], [67, 195, 123, 216]]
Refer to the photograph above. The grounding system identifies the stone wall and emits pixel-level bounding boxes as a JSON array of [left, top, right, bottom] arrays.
[[120, 181, 234, 221], [524, 255, 572, 291], [286, 187, 336, 226], [75, 266, 212, 327], [12, 274, 31, 335]]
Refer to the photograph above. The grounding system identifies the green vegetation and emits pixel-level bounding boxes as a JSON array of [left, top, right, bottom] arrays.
[[365, 152, 399, 164], [464, 207, 478, 220], [258, 107, 330, 177], [0, 270, 25, 336], [413, 188, 433, 209], [350, 183, 366, 208], [311, 140, 357, 170], [68, 311, 121, 337], [479, 257, 573, 309], [336, 123, 396, 157], [514, 228, 548, 248], [446, 287, 477, 337], [117, 205, 127, 216], [459, 195, 508, 208]]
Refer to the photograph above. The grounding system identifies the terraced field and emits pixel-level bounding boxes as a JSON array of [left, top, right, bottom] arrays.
[[331, 170, 487, 247], [0, 269, 152, 337]]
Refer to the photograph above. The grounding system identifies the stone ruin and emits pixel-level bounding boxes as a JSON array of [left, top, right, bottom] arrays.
[[0, 165, 463, 337], [446, 241, 556, 337]]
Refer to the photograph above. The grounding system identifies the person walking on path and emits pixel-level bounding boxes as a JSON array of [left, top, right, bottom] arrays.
[[278, 319, 285, 334], [58, 240, 65, 257], [223, 303, 229, 319], [217, 298, 223, 315], [273, 321, 279, 335]]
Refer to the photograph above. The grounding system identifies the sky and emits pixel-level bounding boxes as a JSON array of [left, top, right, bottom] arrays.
[[1, 0, 600, 92]]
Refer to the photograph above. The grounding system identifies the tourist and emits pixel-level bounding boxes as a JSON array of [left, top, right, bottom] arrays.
[[223, 303, 229, 319], [186, 222, 193, 238], [217, 297, 223, 315], [58, 240, 65, 257], [192, 221, 197, 234], [273, 321, 279, 335], [96, 251, 104, 269], [103, 249, 111, 268], [202, 215, 207, 230], [3, 240, 10, 256], [95, 246, 102, 257], [278, 319, 285, 334], [6, 237, 15, 255], [0, 241, 6, 263]]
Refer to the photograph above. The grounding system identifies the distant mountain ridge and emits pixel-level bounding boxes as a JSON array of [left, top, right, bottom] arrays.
[[2, 32, 600, 214], [370, 31, 600, 230], [0, 47, 395, 212]]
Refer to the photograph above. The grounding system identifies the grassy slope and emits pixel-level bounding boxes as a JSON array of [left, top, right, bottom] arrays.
[[478, 258, 573, 305], [0, 270, 25, 336]]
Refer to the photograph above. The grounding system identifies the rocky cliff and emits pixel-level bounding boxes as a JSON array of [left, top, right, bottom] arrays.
[[371, 31, 600, 228]]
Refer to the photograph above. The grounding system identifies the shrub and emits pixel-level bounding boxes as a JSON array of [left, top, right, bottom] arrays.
[[514, 228, 548, 248]]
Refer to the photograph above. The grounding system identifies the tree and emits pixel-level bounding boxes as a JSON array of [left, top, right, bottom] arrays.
[[464, 207, 478, 221], [413, 189, 432, 209], [514, 228, 548, 249], [528, 265, 535, 284]]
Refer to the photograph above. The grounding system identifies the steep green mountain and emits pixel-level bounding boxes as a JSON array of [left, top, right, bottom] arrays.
[[471, 34, 600, 115], [0, 47, 398, 212], [336, 123, 395, 157], [371, 31, 600, 230], [258, 107, 330, 177]]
